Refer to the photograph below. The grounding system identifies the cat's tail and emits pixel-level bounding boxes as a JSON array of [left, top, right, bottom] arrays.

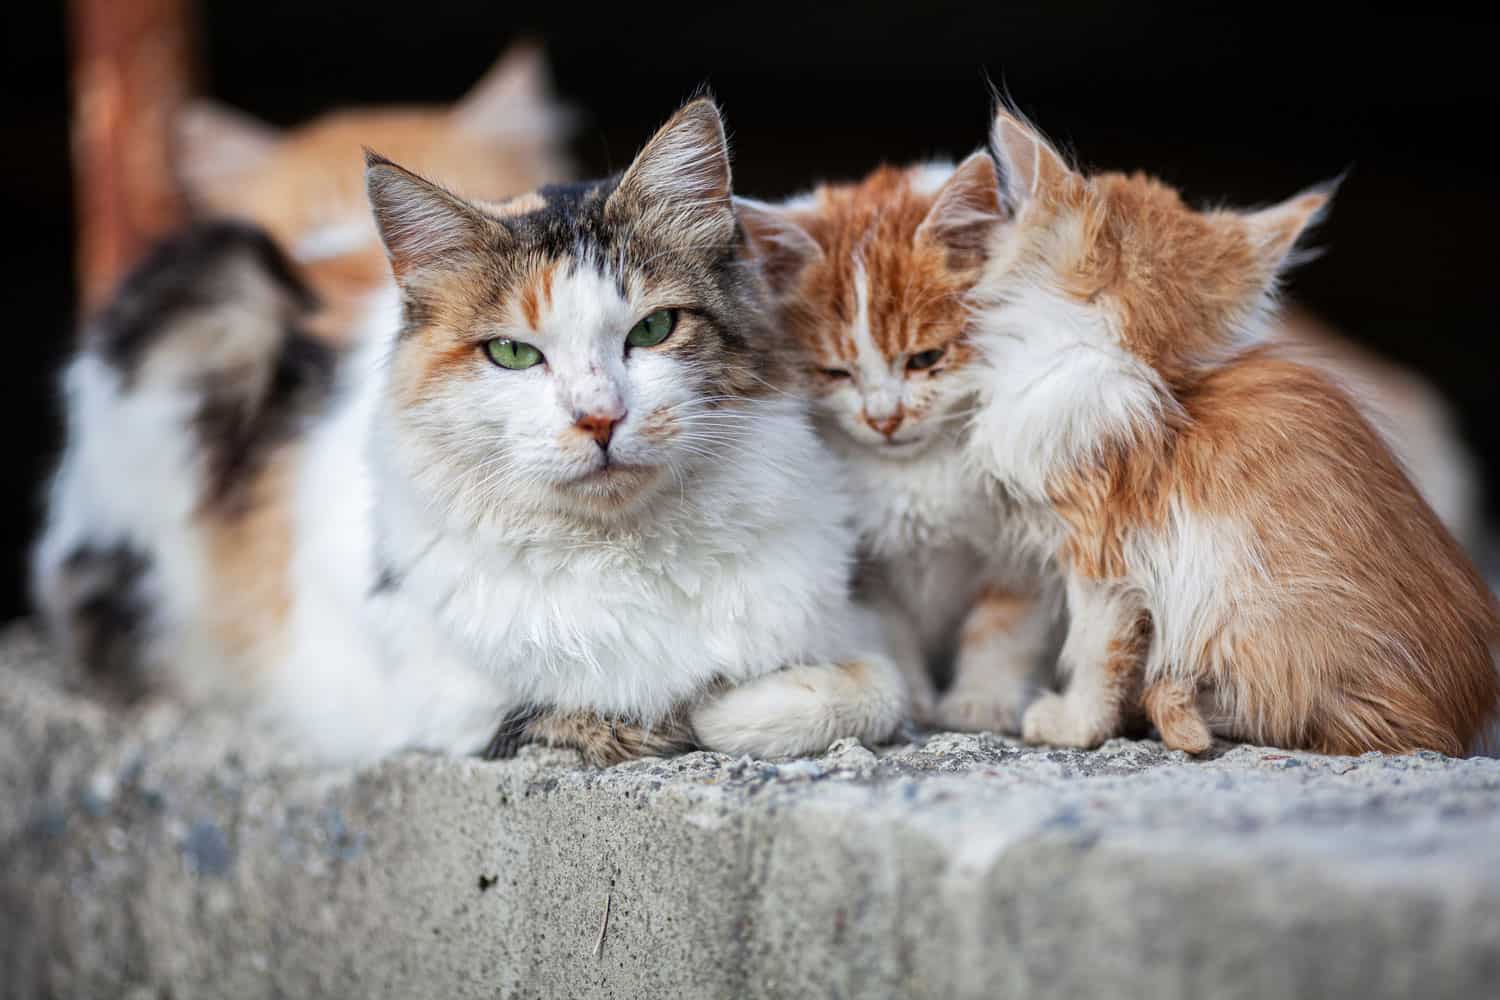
[[79, 220, 319, 400], [689, 655, 910, 758], [31, 221, 328, 695]]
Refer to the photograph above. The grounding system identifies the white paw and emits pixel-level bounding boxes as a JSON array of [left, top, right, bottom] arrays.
[[691, 668, 824, 758], [933, 686, 1028, 735], [1021, 692, 1107, 749], [691, 659, 905, 759]]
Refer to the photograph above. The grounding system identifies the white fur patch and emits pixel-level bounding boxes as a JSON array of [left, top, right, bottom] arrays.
[[1132, 504, 1263, 686], [846, 258, 900, 424], [32, 354, 219, 697], [967, 283, 1170, 500]]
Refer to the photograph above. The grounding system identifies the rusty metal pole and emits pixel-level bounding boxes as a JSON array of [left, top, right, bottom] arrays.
[[67, 0, 197, 313]]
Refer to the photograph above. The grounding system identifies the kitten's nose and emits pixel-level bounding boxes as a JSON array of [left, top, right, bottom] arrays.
[[574, 411, 625, 449], [865, 410, 905, 439]]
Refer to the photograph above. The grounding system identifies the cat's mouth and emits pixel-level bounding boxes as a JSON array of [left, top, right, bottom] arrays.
[[560, 460, 660, 500], [865, 433, 927, 458]]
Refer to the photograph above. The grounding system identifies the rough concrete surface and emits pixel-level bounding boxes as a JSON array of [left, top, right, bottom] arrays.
[[3, 623, 1499, 999]]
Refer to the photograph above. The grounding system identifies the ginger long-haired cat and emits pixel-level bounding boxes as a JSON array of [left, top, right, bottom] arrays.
[[174, 41, 575, 343], [968, 107, 1499, 756]]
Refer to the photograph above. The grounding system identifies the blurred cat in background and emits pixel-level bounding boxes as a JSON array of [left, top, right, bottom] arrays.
[[745, 142, 1487, 737], [173, 41, 575, 344]]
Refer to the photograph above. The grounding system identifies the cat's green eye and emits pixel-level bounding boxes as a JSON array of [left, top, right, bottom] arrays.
[[907, 348, 946, 371], [818, 367, 852, 379], [626, 309, 677, 349], [485, 338, 545, 370]]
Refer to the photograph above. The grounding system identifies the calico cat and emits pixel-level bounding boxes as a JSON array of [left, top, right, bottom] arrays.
[[33, 99, 909, 764], [741, 157, 1052, 730], [966, 107, 1500, 756], [744, 149, 1488, 738], [174, 41, 574, 345]]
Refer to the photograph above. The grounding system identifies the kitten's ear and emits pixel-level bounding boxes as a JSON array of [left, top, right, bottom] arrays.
[[1243, 181, 1337, 275], [915, 152, 1005, 269], [365, 152, 500, 280], [174, 99, 281, 209], [988, 109, 1073, 215], [607, 98, 734, 245], [453, 39, 571, 141], [736, 198, 823, 296]]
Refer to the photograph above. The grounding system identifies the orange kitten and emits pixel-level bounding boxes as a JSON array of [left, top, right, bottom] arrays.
[[968, 107, 1499, 755], [741, 159, 1054, 728], [174, 42, 574, 343]]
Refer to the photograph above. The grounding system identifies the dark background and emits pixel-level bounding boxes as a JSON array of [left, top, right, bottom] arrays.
[[2, 4, 1496, 620]]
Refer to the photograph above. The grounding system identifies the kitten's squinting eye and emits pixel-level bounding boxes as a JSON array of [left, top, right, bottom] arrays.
[[907, 348, 945, 371], [485, 339, 545, 370], [626, 309, 677, 349], [818, 367, 852, 379]]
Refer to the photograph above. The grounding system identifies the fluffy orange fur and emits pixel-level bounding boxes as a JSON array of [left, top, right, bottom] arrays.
[[979, 111, 1500, 756], [763, 163, 989, 399]]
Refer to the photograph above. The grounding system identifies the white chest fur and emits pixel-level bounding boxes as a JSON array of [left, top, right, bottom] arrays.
[[830, 431, 1047, 656], [269, 325, 866, 762], [371, 403, 863, 720], [968, 285, 1169, 505]]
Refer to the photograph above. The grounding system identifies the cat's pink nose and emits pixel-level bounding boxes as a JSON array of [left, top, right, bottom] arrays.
[[866, 411, 904, 438], [575, 411, 624, 449]]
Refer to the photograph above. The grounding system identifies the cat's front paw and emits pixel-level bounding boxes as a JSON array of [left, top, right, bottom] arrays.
[[692, 657, 906, 759], [691, 666, 833, 758], [1021, 692, 1109, 749], [933, 686, 1028, 735]]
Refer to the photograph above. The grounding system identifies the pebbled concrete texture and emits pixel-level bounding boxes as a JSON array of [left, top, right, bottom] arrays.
[[3, 623, 1499, 999]]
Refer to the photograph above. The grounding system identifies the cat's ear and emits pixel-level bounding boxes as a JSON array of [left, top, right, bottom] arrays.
[[736, 198, 823, 297], [453, 39, 572, 141], [174, 99, 281, 209], [915, 152, 1005, 269], [365, 152, 500, 280], [988, 108, 1074, 215], [607, 98, 734, 245], [1243, 181, 1337, 275]]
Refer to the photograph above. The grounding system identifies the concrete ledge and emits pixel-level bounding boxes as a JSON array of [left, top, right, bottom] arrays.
[[4, 624, 1499, 999]]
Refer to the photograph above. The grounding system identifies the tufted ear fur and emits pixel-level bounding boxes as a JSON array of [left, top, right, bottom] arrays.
[[914, 151, 1005, 270], [988, 108, 1075, 217], [365, 152, 502, 281], [1242, 182, 1337, 277], [606, 98, 735, 248], [736, 198, 824, 297]]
